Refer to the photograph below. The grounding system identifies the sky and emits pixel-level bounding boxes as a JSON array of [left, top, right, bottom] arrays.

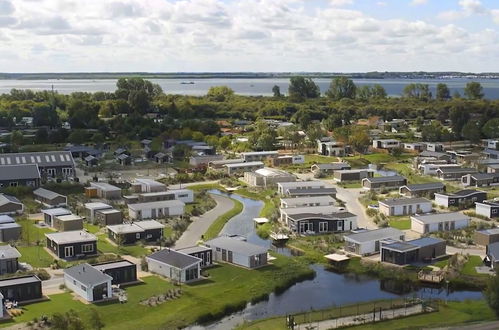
[[1, 0, 499, 73]]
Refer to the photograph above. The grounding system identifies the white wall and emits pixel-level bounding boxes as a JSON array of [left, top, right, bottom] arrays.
[[434, 195, 448, 207], [476, 203, 492, 218], [64, 273, 92, 301], [380, 202, 432, 216], [147, 258, 199, 282]]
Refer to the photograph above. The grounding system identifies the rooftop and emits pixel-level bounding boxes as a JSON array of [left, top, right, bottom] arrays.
[[41, 207, 71, 216], [92, 260, 136, 272], [408, 237, 445, 247], [64, 263, 112, 286], [379, 197, 431, 207], [411, 212, 470, 224], [0, 194, 21, 206], [85, 202, 112, 210], [363, 175, 406, 183], [106, 223, 144, 234], [135, 178, 166, 187], [436, 190, 486, 198], [382, 241, 419, 252], [0, 275, 40, 287], [128, 199, 185, 211], [205, 236, 267, 256], [400, 182, 445, 191], [33, 188, 64, 200], [0, 151, 74, 167], [344, 227, 404, 243], [0, 245, 21, 259], [224, 161, 264, 168], [147, 249, 201, 269], [90, 181, 121, 192], [0, 164, 40, 181], [45, 230, 97, 244], [177, 245, 212, 255]]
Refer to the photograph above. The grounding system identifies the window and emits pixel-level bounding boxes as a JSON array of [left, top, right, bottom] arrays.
[[493, 209, 498, 214], [216, 247, 221, 252], [81, 244, 94, 253], [9, 182, 17, 187], [136, 233, 141, 239], [65, 246, 74, 258], [146, 234, 152, 239], [81, 285, 87, 292], [319, 222, 328, 233], [449, 199, 455, 205]]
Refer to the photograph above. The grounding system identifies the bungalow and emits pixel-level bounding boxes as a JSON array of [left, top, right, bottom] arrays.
[[270, 155, 305, 167], [474, 228, 499, 246], [316, 138, 347, 156], [0, 194, 23, 215], [0, 216, 21, 242], [381, 237, 446, 265], [154, 152, 171, 164], [65, 145, 101, 159], [64, 263, 113, 302], [482, 148, 499, 160], [311, 162, 351, 175], [285, 212, 357, 235], [0, 275, 42, 303], [280, 196, 335, 208], [137, 189, 194, 204], [208, 158, 245, 170], [128, 200, 185, 220], [486, 242, 499, 269], [436, 167, 477, 181], [243, 168, 296, 187], [344, 228, 405, 256], [475, 200, 499, 219], [204, 236, 268, 269], [280, 205, 346, 223], [410, 212, 470, 234], [361, 176, 407, 191], [45, 231, 98, 260], [0, 164, 40, 188], [189, 154, 224, 167], [419, 163, 458, 176], [107, 220, 164, 245], [92, 260, 138, 285], [333, 169, 374, 182], [88, 182, 122, 200], [240, 151, 279, 162], [147, 249, 202, 283], [85, 202, 112, 223], [277, 181, 337, 198], [372, 139, 400, 149], [42, 207, 71, 227], [403, 143, 424, 152], [434, 190, 487, 208], [0, 245, 20, 275], [0, 151, 75, 180], [399, 182, 445, 198], [116, 153, 131, 166], [176, 246, 213, 268], [419, 150, 450, 161], [84, 155, 98, 167], [378, 198, 432, 216], [53, 215, 83, 232], [33, 188, 67, 207], [94, 208, 123, 226], [462, 173, 499, 187], [224, 161, 264, 175], [487, 164, 499, 173], [424, 143, 444, 152], [132, 178, 167, 193]]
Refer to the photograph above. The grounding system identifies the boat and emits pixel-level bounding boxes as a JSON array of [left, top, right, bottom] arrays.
[[180, 81, 195, 85]]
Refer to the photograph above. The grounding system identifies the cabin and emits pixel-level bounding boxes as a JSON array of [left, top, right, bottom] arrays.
[[42, 207, 71, 227], [64, 263, 113, 302], [399, 182, 445, 198], [372, 139, 400, 149], [107, 220, 164, 245], [88, 182, 122, 200], [462, 173, 499, 187], [208, 158, 245, 170], [204, 236, 268, 269], [154, 152, 171, 164], [224, 161, 264, 175], [0, 275, 42, 303], [0, 164, 40, 188], [116, 153, 131, 166], [344, 228, 405, 256], [0, 216, 21, 242], [33, 188, 67, 207], [53, 214, 84, 232], [85, 202, 113, 223], [0, 245, 20, 275], [132, 179, 167, 193], [243, 168, 296, 187], [333, 169, 374, 182], [0, 194, 23, 215], [92, 260, 138, 285], [476, 201, 499, 219], [280, 195, 335, 208], [176, 246, 213, 268], [280, 204, 345, 223], [45, 231, 98, 260], [137, 189, 194, 204], [189, 154, 224, 167], [147, 249, 202, 283], [381, 237, 446, 265], [410, 212, 470, 234], [240, 151, 279, 162], [361, 176, 407, 191], [311, 162, 351, 175], [277, 181, 337, 198], [486, 242, 499, 269], [378, 198, 432, 216], [285, 212, 357, 235], [84, 155, 98, 167], [316, 138, 347, 156], [434, 190, 487, 208], [474, 228, 499, 246], [128, 200, 185, 220], [94, 208, 123, 226], [270, 155, 305, 167], [436, 167, 477, 181]]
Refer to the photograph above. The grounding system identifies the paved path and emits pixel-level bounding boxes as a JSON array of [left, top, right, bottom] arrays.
[[333, 186, 376, 229], [174, 194, 234, 249]]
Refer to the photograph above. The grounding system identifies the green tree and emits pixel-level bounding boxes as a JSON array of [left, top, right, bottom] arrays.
[[206, 86, 234, 102], [449, 105, 470, 139], [436, 83, 451, 100], [51, 310, 85, 330], [326, 76, 356, 100], [403, 83, 431, 101], [89, 309, 104, 330], [35, 128, 49, 144], [115, 77, 162, 113], [219, 135, 232, 149], [288, 76, 320, 101], [323, 114, 343, 131], [68, 129, 89, 145], [371, 84, 387, 99], [485, 269, 499, 316], [461, 120, 482, 143], [291, 109, 312, 129], [10, 130, 24, 147], [272, 85, 281, 97], [32, 104, 60, 127], [482, 118, 499, 138], [464, 81, 484, 100], [349, 127, 370, 154]]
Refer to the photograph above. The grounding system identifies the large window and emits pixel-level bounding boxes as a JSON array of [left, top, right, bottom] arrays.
[[82, 244, 94, 253], [64, 246, 74, 258], [319, 222, 328, 233]]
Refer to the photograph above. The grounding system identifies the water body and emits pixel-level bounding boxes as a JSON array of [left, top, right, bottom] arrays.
[[192, 190, 483, 329], [2, 77, 499, 98]]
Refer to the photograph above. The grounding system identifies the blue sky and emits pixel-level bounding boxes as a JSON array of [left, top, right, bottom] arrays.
[[0, 0, 498, 72]]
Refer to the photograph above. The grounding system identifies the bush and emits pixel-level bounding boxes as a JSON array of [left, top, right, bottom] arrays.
[[366, 208, 378, 218]]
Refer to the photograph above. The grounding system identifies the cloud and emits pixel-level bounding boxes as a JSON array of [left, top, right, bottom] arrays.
[[0, 0, 14, 15], [410, 0, 428, 5], [438, 0, 489, 21], [330, 0, 354, 6]]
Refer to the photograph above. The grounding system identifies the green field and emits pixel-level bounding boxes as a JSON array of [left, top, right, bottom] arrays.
[[343, 153, 412, 168], [388, 216, 411, 230], [203, 197, 243, 240], [2, 254, 313, 330]]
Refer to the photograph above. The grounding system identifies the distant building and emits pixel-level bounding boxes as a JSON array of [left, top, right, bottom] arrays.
[[316, 138, 347, 157], [45, 231, 98, 260], [333, 169, 374, 182], [372, 139, 400, 149], [474, 228, 499, 246], [128, 200, 184, 220], [410, 212, 470, 234], [107, 220, 164, 245], [147, 249, 202, 283], [0, 194, 23, 215], [0, 164, 40, 188], [204, 236, 268, 269], [361, 176, 407, 191], [33, 188, 67, 207], [87, 182, 122, 200], [240, 151, 279, 162], [224, 161, 264, 175], [475, 200, 499, 219], [462, 173, 499, 187], [277, 181, 337, 198], [434, 190, 486, 208], [132, 179, 167, 193], [381, 237, 446, 265], [399, 182, 445, 198], [0, 151, 75, 180], [311, 162, 351, 175], [378, 198, 432, 216], [344, 228, 405, 256], [243, 168, 296, 187]]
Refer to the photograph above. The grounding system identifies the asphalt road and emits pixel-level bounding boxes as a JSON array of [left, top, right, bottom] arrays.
[[174, 193, 235, 249]]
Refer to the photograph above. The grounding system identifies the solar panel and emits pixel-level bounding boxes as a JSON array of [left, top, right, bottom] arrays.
[[59, 155, 64, 161], [6, 158, 11, 165], [21, 157, 26, 163], [30, 156, 35, 163], [15, 157, 20, 164], [65, 154, 71, 161], [0, 158, 4, 165], [51, 155, 56, 162], [45, 155, 50, 162], [36, 156, 41, 162]]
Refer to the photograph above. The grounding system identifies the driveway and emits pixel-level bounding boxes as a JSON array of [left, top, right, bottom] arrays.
[[174, 194, 234, 249], [334, 186, 376, 229]]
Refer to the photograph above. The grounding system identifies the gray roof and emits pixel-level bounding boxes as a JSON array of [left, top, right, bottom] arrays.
[[224, 161, 264, 168], [0, 151, 74, 167], [287, 188, 337, 196], [437, 167, 477, 174], [313, 163, 351, 170], [45, 230, 97, 244], [400, 182, 445, 192], [64, 263, 112, 286], [0, 245, 21, 259], [289, 212, 356, 221], [0, 164, 40, 181], [382, 241, 419, 252], [379, 197, 431, 207], [436, 190, 486, 198], [0, 275, 40, 287], [90, 182, 121, 192], [0, 194, 22, 206], [409, 237, 444, 247], [0, 215, 14, 224], [92, 260, 136, 272], [411, 212, 470, 224], [147, 249, 201, 269], [177, 245, 212, 255], [344, 227, 404, 243], [280, 195, 335, 206], [477, 228, 499, 235], [33, 188, 64, 200], [279, 181, 333, 189], [204, 236, 268, 256], [420, 151, 448, 158], [107, 223, 144, 234], [363, 175, 406, 183], [41, 207, 71, 217], [469, 173, 499, 180]]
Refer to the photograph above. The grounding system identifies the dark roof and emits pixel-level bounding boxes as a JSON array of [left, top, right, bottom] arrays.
[[0, 194, 22, 206], [0, 275, 41, 287], [420, 151, 448, 158], [345, 227, 404, 243], [470, 173, 499, 180], [476, 228, 499, 235], [439, 189, 486, 198], [0, 164, 40, 181], [289, 212, 355, 221], [84, 155, 97, 162], [287, 188, 337, 195], [33, 188, 64, 200], [92, 260, 136, 272], [382, 241, 419, 252], [408, 237, 444, 247], [437, 167, 477, 174], [379, 197, 431, 207], [117, 153, 130, 160], [147, 249, 201, 269], [364, 175, 406, 183], [0, 151, 74, 167], [401, 182, 445, 192], [313, 163, 350, 170], [64, 263, 112, 286], [177, 246, 212, 255]]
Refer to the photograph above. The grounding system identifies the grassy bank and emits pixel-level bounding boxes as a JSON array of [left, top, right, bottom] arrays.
[[238, 300, 495, 330], [3, 254, 314, 330], [203, 197, 243, 240]]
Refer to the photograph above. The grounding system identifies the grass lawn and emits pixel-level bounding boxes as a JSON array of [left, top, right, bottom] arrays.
[[343, 153, 413, 168], [96, 234, 150, 258], [304, 154, 339, 164], [187, 183, 226, 192], [461, 255, 485, 276], [338, 181, 362, 188], [83, 223, 101, 234], [388, 216, 411, 230], [287, 235, 343, 264], [203, 198, 244, 240], [17, 245, 54, 268], [3, 254, 313, 330], [18, 218, 54, 245], [234, 188, 278, 218], [239, 300, 495, 330]]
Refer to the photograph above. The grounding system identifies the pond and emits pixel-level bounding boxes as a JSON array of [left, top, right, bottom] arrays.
[[193, 189, 484, 329]]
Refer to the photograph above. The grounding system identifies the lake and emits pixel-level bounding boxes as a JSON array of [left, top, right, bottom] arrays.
[[2, 77, 499, 98]]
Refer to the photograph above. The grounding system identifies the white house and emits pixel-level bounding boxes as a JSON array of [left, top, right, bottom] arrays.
[[280, 195, 335, 208], [410, 212, 470, 234], [378, 198, 432, 216], [128, 200, 185, 220], [42, 207, 71, 227], [85, 202, 112, 223], [372, 139, 400, 149], [204, 236, 268, 269], [64, 263, 113, 302], [279, 205, 345, 224], [344, 228, 405, 256], [133, 178, 167, 193], [146, 249, 201, 283]]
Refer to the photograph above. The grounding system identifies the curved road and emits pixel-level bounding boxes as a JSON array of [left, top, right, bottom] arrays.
[[174, 193, 235, 249]]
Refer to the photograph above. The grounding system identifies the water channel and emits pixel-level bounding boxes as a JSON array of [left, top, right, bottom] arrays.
[[191, 190, 484, 329]]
